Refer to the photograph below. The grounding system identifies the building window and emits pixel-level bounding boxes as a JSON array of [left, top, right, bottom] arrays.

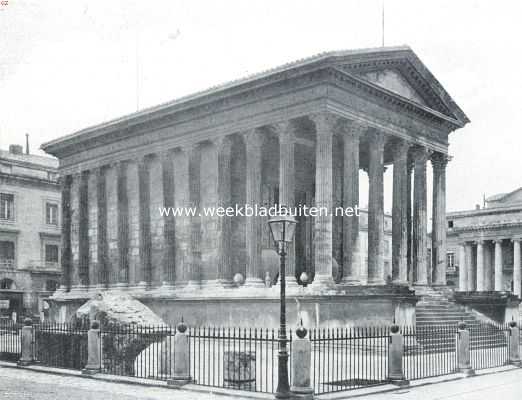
[[45, 203, 58, 226], [0, 193, 14, 221], [0, 278, 14, 290], [447, 252, 455, 270], [0, 241, 15, 268], [448, 220, 454, 228], [45, 244, 59, 264], [45, 280, 59, 292]]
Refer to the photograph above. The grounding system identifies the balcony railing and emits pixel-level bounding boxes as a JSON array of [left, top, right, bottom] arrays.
[[26, 260, 60, 272], [0, 259, 15, 269]]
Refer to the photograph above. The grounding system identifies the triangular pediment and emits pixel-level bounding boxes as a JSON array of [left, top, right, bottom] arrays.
[[356, 68, 428, 106], [328, 47, 469, 124]]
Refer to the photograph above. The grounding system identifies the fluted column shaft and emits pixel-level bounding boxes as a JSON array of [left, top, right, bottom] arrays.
[[188, 146, 202, 285], [392, 141, 409, 285], [341, 123, 362, 284], [465, 242, 475, 291], [96, 167, 108, 286], [60, 175, 72, 291], [431, 153, 448, 286], [126, 161, 141, 285], [514, 239, 521, 298], [161, 151, 176, 285], [458, 243, 467, 291], [217, 137, 233, 286], [412, 148, 429, 285], [138, 157, 152, 286], [117, 162, 129, 285], [367, 130, 385, 285], [70, 173, 81, 287], [278, 122, 297, 285], [406, 159, 413, 284], [173, 148, 191, 284], [245, 130, 264, 286], [87, 170, 98, 287], [476, 240, 485, 291], [311, 114, 335, 285], [494, 239, 503, 291], [78, 171, 90, 287]]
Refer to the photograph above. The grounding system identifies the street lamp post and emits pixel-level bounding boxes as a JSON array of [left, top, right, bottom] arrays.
[[268, 209, 297, 399]]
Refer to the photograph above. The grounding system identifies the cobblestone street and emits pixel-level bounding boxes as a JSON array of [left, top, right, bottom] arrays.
[[0, 366, 228, 400]]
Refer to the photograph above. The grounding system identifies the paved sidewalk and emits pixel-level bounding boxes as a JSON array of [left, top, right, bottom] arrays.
[[1, 362, 522, 399]]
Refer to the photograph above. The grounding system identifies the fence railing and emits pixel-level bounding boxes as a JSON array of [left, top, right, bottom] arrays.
[[34, 322, 89, 370], [311, 327, 389, 394], [0, 319, 21, 361], [4, 319, 522, 395]]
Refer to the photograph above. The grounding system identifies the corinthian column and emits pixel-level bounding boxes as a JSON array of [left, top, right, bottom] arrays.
[[367, 130, 385, 285], [78, 171, 90, 287], [60, 175, 72, 291], [310, 113, 335, 286], [458, 243, 467, 291], [476, 240, 485, 291], [341, 122, 364, 285], [392, 141, 409, 285], [244, 129, 264, 287], [70, 173, 81, 288], [173, 148, 191, 286], [161, 151, 176, 287], [494, 239, 503, 291], [216, 137, 233, 286], [431, 152, 448, 286], [513, 239, 521, 298], [277, 121, 297, 286], [412, 148, 429, 285]]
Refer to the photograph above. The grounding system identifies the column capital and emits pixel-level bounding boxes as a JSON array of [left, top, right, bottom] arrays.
[[309, 112, 338, 134], [475, 239, 485, 245], [391, 140, 410, 160], [410, 146, 432, 162], [243, 128, 264, 149], [339, 120, 367, 138], [366, 128, 385, 148], [512, 238, 522, 243], [209, 135, 233, 152], [272, 120, 295, 138], [430, 152, 450, 170], [494, 238, 504, 244]]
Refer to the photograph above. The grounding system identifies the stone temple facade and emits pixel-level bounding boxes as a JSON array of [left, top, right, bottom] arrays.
[[42, 46, 469, 327]]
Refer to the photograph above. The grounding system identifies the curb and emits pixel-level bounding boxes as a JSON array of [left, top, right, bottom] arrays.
[[0, 360, 519, 399]]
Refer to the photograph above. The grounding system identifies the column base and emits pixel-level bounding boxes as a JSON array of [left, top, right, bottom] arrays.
[[367, 278, 386, 285], [509, 359, 522, 367], [17, 359, 33, 367], [340, 277, 361, 285], [243, 278, 265, 288]]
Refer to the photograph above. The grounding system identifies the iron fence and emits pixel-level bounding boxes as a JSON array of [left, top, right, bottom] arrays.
[[469, 321, 509, 370], [189, 327, 281, 393], [0, 319, 21, 362], [34, 322, 89, 370], [310, 327, 389, 394], [403, 324, 457, 380], [100, 323, 173, 378]]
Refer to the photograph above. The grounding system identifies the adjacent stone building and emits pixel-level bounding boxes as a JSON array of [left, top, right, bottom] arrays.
[[447, 188, 522, 297], [42, 46, 469, 327], [0, 143, 61, 319]]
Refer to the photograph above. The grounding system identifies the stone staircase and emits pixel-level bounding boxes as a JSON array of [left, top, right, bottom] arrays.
[[412, 287, 507, 354]]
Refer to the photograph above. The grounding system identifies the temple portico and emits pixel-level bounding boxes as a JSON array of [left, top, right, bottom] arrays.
[[42, 46, 469, 327]]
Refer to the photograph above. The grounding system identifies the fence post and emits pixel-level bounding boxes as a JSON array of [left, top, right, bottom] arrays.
[[167, 319, 191, 386], [82, 320, 101, 375], [387, 324, 409, 386], [291, 323, 314, 399], [18, 317, 34, 366], [456, 321, 474, 376], [508, 320, 521, 367]]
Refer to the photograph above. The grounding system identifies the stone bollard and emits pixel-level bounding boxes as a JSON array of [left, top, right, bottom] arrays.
[[18, 318, 34, 366], [387, 324, 409, 386], [508, 320, 521, 367], [167, 319, 191, 386], [82, 320, 102, 375], [291, 323, 314, 399], [456, 321, 474, 376]]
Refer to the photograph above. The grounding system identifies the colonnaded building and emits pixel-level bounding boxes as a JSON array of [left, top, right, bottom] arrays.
[[42, 46, 470, 327]]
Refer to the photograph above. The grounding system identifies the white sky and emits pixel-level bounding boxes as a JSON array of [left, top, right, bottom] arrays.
[[1, 0, 521, 213]]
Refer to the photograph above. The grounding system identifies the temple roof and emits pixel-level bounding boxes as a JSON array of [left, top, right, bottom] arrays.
[[42, 45, 469, 156]]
